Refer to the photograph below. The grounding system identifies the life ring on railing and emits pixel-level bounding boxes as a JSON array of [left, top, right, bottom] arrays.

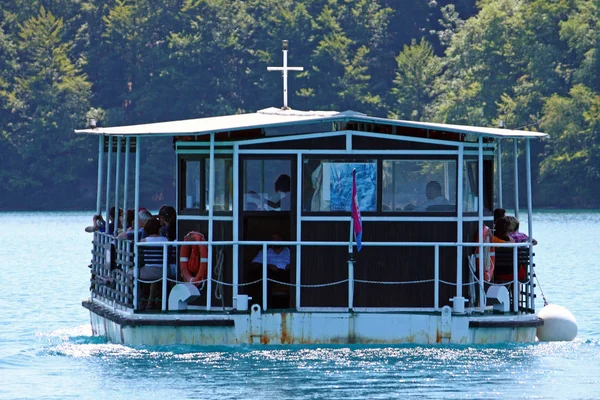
[[180, 231, 208, 283], [475, 225, 495, 281]]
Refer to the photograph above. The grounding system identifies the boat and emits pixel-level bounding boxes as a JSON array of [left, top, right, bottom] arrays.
[[76, 41, 548, 346]]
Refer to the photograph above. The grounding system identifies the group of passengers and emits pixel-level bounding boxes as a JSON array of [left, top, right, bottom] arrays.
[[87, 205, 177, 242], [492, 208, 538, 245], [87, 205, 178, 311]]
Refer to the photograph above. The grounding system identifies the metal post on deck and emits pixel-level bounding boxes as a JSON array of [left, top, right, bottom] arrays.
[[513, 139, 519, 219], [123, 137, 130, 230], [296, 155, 302, 310], [207, 132, 215, 311], [162, 243, 168, 311], [525, 139, 534, 310], [348, 217, 354, 311], [133, 137, 141, 310], [232, 144, 239, 302], [96, 136, 104, 215], [513, 247, 518, 313], [434, 244, 440, 310], [453, 142, 465, 312], [114, 137, 121, 236], [262, 243, 268, 311], [105, 136, 112, 232], [497, 140, 503, 208], [478, 137, 485, 311]]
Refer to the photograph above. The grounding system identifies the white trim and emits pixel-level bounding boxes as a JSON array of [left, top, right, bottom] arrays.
[[206, 133, 215, 310], [514, 139, 519, 219], [233, 143, 240, 300], [477, 136, 484, 310], [296, 155, 302, 310], [301, 216, 460, 222], [177, 149, 234, 155], [497, 140, 503, 208], [114, 137, 121, 236], [96, 136, 104, 214], [178, 215, 233, 221]]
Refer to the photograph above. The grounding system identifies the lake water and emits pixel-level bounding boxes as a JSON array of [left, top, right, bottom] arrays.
[[1, 211, 599, 399]]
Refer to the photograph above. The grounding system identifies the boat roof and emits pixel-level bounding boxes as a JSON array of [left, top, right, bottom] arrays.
[[75, 107, 548, 139]]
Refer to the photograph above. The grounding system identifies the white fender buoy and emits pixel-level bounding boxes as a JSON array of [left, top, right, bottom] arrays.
[[537, 304, 578, 342]]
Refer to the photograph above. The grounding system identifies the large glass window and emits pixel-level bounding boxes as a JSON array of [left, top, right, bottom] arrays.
[[205, 158, 233, 211], [382, 160, 456, 212], [185, 161, 201, 209], [243, 159, 291, 211], [303, 160, 377, 212], [463, 159, 478, 213]]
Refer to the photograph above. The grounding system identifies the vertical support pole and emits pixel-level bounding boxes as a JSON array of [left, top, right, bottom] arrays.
[[348, 217, 354, 310], [233, 144, 239, 302], [478, 137, 485, 311], [207, 132, 215, 311], [133, 137, 141, 310], [497, 140, 503, 208], [513, 139, 519, 220], [296, 155, 302, 310], [434, 244, 440, 310], [513, 246, 519, 313], [114, 137, 121, 236], [96, 136, 104, 215], [454, 142, 465, 312], [525, 138, 534, 310], [105, 137, 113, 231], [134, 138, 141, 241], [123, 137, 130, 230], [262, 243, 268, 311], [162, 243, 168, 311]]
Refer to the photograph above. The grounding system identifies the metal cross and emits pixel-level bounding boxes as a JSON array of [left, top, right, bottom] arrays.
[[267, 40, 304, 110]]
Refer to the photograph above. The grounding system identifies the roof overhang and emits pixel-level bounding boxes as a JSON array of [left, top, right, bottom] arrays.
[[75, 107, 548, 139]]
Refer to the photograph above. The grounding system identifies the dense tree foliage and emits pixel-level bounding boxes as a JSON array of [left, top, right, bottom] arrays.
[[0, 0, 598, 210]]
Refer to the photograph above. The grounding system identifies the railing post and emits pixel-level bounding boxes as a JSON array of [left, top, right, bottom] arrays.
[[434, 244, 439, 310], [162, 243, 168, 311], [513, 246, 518, 313], [262, 243, 268, 311]]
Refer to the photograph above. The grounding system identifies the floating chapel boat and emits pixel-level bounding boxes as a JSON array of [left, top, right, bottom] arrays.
[[77, 42, 548, 346]]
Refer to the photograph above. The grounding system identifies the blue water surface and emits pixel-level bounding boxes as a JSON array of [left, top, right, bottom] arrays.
[[1, 211, 599, 399]]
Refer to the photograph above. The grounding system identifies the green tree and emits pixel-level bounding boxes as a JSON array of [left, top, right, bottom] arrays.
[[538, 84, 600, 206], [6, 6, 93, 209], [389, 38, 441, 121]]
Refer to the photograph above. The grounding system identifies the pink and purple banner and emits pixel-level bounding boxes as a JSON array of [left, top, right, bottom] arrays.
[[352, 169, 363, 252]]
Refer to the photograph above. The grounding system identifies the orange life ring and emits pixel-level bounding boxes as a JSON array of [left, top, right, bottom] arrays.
[[179, 231, 208, 283], [475, 225, 495, 281]]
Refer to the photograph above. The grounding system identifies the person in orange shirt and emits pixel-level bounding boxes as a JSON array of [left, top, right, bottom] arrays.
[[492, 216, 514, 244]]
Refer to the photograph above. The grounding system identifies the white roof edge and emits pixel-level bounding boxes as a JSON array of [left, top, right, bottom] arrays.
[[75, 108, 548, 139]]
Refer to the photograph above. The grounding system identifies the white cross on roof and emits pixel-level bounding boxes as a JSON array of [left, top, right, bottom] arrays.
[[267, 40, 304, 110]]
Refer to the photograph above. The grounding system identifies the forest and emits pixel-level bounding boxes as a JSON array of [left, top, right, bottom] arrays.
[[0, 0, 598, 210]]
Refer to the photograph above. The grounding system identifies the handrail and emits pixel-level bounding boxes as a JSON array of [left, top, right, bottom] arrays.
[[90, 232, 534, 314]]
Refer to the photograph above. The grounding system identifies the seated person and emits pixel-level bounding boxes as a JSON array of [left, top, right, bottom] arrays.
[[86, 206, 122, 235], [117, 209, 153, 241], [248, 233, 291, 308], [251, 233, 290, 272], [492, 216, 514, 243], [506, 216, 538, 245], [417, 181, 452, 211], [158, 205, 177, 241], [493, 208, 506, 228]]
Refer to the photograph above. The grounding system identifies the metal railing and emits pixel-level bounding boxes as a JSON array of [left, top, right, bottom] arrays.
[[89, 232, 535, 314]]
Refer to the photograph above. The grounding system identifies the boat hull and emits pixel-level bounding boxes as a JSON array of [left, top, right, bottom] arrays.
[[84, 300, 542, 346]]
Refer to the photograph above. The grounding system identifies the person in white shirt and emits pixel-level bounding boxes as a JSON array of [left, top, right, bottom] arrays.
[[418, 180, 451, 211], [251, 233, 290, 271]]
